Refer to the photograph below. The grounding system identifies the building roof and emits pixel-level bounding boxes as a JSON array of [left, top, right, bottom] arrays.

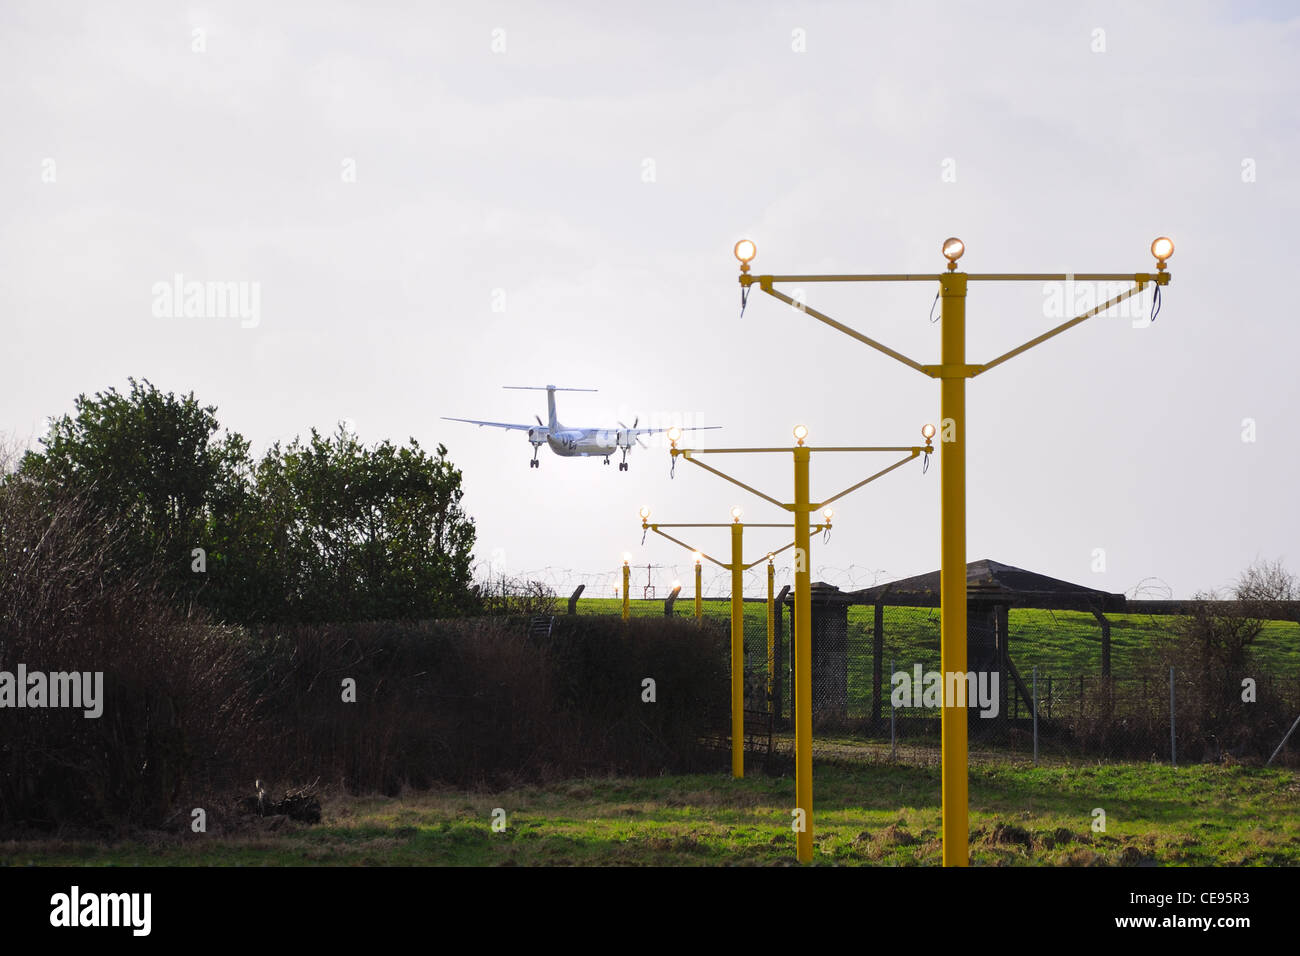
[[846, 558, 1127, 612]]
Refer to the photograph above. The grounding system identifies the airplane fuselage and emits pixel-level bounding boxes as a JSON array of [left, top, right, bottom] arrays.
[[443, 384, 718, 471], [544, 427, 623, 457]]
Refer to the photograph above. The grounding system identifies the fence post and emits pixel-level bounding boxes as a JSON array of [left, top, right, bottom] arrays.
[[890, 657, 896, 759], [1169, 666, 1177, 767], [1047, 675, 1052, 720], [622, 561, 630, 621], [1267, 711, 1300, 766], [1032, 665, 1039, 766], [567, 584, 585, 615], [773, 586, 789, 723], [694, 561, 702, 620], [786, 600, 797, 735], [873, 603, 885, 727], [766, 562, 775, 715]]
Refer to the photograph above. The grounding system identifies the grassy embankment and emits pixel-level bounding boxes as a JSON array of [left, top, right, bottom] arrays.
[[578, 598, 1300, 674], [9, 761, 1297, 866]]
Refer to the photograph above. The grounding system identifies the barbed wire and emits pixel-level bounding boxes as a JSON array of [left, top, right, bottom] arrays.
[[1128, 576, 1174, 600], [480, 566, 1197, 603], [472, 563, 894, 599]]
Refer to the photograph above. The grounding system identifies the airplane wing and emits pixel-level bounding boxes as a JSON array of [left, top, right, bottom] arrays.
[[628, 425, 723, 436], [442, 417, 545, 434]]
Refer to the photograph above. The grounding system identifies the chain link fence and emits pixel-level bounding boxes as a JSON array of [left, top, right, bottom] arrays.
[[763, 600, 1300, 767], [563, 592, 1300, 769]]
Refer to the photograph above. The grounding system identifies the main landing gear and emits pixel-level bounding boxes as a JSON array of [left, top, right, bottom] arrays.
[[530, 444, 541, 468]]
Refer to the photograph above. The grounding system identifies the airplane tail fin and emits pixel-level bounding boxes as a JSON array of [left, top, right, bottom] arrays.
[[503, 385, 596, 432]]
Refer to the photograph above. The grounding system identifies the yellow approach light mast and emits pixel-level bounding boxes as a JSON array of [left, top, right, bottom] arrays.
[[666, 423, 932, 862], [733, 235, 1173, 866]]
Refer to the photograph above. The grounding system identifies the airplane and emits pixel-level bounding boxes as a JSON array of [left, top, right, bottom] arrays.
[[442, 385, 720, 470]]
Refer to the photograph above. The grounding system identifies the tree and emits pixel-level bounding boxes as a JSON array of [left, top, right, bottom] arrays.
[[253, 424, 478, 621], [17, 382, 479, 623], [1150, 557, 1297, 759], [1235, 558, 1297, 603], [19, 377, 252, 606]]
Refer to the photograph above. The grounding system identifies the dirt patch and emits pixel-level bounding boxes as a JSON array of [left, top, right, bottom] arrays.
[[1063, 847, 1106, 866], [877, 823, 917, 846], [988, 822, 1034, 848], [1118, 845, 1155, 866]]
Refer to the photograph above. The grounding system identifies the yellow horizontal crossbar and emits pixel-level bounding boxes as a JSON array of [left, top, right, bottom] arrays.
[[646, 525, 827, 571], [649, 522, 802, 529], [745, 272, 1169, 284], [748, 271, 1168, 379], [678, 446, 921, 455]]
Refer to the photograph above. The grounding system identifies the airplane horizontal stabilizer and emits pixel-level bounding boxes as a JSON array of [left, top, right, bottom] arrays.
[[502, 385, 597, 392]]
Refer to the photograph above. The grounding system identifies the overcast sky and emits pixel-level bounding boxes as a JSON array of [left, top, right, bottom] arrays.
[[3, 1, 1297, 600]]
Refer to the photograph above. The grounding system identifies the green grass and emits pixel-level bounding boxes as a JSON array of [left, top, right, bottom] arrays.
[[8, 760, 1297, 866], [576, 597, 1300, 723], [578, 597, 1300, 678]]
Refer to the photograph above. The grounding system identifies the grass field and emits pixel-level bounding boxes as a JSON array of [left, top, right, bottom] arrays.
[[575, 597, 1300, 724], [576, 597, 1300, 678], [8, 760, 1298, 866]]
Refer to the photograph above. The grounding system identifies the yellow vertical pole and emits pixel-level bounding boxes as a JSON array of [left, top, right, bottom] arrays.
[[622, 561, 631, 621], [939, 271, 969, 866], [694, 560, 703, 620], [730, 522, 745, 779], [766, 559, 776, 714], [793, 445, 813, 863]]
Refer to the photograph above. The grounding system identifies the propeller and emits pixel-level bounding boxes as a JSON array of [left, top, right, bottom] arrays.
[[618, 418, 648, 449], [535, 415, 544, 427]]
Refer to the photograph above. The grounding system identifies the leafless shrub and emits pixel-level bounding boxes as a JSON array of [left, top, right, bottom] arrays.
[[1127, 558, 1299, 762], [474, 576, 559, 616], [251, 614, 727, 793], [0, 475, 260, 829]]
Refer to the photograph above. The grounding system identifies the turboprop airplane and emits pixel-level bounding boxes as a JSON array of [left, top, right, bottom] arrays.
[[442, 385, 720, 470]]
